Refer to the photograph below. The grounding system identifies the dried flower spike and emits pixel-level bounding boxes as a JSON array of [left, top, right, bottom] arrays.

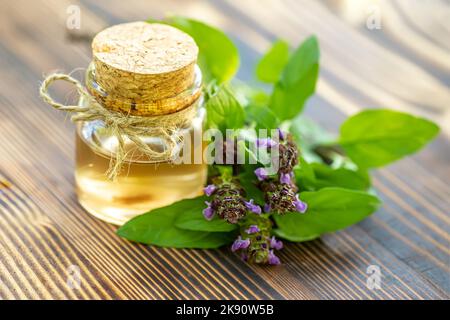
[[231, 214, 283, 265], [278, 134, 299, 174], [203, 179, 248, 224], [260, 181, 302, 214]]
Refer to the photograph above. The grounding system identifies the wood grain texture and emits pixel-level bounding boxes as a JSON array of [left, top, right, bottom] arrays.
[[0, 0, 449, 300]]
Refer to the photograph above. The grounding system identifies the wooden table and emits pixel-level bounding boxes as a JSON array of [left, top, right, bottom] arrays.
[[0, 0, 449, 300]]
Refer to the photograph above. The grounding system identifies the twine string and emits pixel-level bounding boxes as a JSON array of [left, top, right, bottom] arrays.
[[39, 73, 197, 180]]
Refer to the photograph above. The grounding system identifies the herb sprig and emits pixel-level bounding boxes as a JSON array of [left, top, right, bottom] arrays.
[[117, 17, 439, 265]]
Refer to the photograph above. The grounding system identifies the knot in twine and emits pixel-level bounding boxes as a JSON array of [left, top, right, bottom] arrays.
[[39, 73, 198, 180]]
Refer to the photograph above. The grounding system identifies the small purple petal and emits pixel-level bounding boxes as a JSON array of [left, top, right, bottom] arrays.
[[255, 139, 265, 148], [245, 225, 260, 234], [245, 199, 262, 214], [254, 167, 268, 181], [231, 240, 240, 252], [240, 252, 248, 262], [280, 172, 291, 184], [277, 128, 286, 141], [203, 184, 216, 196], [231, 236, 250, 252], [256, 138, 277, 148], [294, 194, 308, 213], [202, 201, 214, 220], [263, 203, 271, 213], [270, 236, 284, 250], [268, 250, 281, 265]]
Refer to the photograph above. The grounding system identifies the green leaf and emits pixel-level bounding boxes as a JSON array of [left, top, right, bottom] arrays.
[[256, 40, 290, 83], [311, 164, 370, 191], [273, 229, 319, 242], [117, 197, 235, 249], [293, 157, 316, 191], [162, 17, 239, 83], [290, 116, 336, 148], [245, 105, 280, 130], [296, 163, 370, 191], [236, 140, 258, 165], [290, 116, 335, 163], [339, 109, 440, 168], [269, 36, 320, 120], [205, 86, 245, 133], [239, 169, 265, 205], [175, 208, 237, 232], [230, 81, 269, 108], [273, 187, 381, 241]]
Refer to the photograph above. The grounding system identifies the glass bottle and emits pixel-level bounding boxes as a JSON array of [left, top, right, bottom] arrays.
[[74, 22, 207, 225]]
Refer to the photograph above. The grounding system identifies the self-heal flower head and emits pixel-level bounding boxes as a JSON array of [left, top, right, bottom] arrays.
[[278, 136, 298, 174], [260, 182, 299, 214], [203, 201, 214, 220], [294, 194, 307, 213], [244, 199, 262, 215], [245, 225, 260, 234], [256, 138, 277, 148], [254, 167, 268, 181], [231, 236, 250, 252], [268, 250, 281, 265], [263, 203, 271, 213], [203, 184, 216, 196], [235, 214, 282, 265], [270, 236, 283, 250], [212, 183, 247, 224]]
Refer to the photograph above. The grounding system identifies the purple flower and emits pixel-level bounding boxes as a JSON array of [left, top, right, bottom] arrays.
[[203, 201, 214, 220], [279, 172, 292, 184], [254, 167, 268, 181], [270, 236, 283, 250], [231, 236, 250, 252], [268, 250, 281, 265], [256, 138, 277, 148], [245, 225, 260, 234], [263, 203, 271, 213], [294, 194, 307, 213], [203, 184, 216, 196], [277, 128, 286, 141], [244, 199, 262, 214]]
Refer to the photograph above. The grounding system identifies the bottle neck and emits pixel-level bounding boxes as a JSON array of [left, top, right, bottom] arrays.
[[85, 63, 203, 117]]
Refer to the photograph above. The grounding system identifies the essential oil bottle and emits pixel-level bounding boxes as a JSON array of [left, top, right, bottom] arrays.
[[73, 22, 206, 225]]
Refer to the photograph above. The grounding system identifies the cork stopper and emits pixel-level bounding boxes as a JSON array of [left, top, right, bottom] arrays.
[[90, 21, 200, 116]]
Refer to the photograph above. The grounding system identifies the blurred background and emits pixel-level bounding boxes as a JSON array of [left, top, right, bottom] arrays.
[[1, 0, 448, 181], [1, 0, 449, 131]]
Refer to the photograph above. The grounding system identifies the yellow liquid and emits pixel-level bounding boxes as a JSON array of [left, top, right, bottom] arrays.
[[75, 124, 207, 225]]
